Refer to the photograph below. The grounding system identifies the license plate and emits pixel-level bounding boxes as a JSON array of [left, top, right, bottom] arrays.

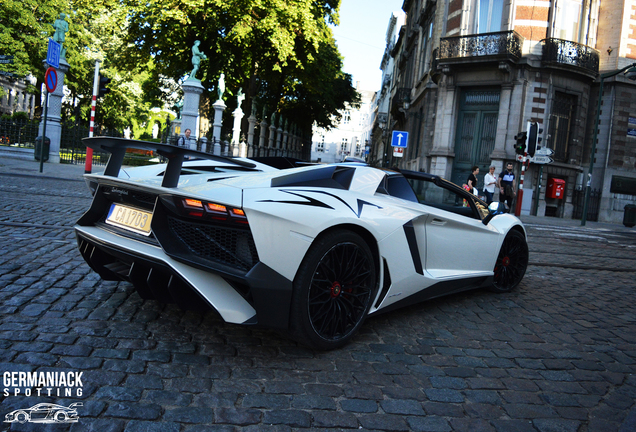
[[106, 204, 153, 236]]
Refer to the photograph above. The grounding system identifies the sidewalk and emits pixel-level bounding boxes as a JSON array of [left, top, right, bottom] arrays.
[[0, 150, 100, 182], [1, 152, 633, 233], [519, 213, 635, 234]]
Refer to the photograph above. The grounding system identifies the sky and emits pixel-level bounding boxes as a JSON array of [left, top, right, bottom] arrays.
[[332, 0, 405, 92]]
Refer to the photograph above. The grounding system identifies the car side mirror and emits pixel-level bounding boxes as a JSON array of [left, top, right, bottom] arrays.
[[482, 202, 507, 225]]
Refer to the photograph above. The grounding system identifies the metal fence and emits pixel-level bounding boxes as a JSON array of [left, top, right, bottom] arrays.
[[1, 117, 303, 164], [0, 118, 123, 166], [572, 188, 601, 222], [58, 124, 122, 166], [170, 135, 302, 159], [0, 118, 39, 147]]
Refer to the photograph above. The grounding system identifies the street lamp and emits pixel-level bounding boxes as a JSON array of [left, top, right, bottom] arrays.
[[402, 94, 411, 111], [581, 62, 636, 226]]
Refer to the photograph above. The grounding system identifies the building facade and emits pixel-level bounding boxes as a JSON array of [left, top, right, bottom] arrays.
[[369, 10, 406, 167], [372, 0, 636, 223], [311, 84, 375, 163], [0, 76, 37, 118]]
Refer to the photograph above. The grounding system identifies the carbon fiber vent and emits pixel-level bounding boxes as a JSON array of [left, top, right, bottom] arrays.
[[167, 216, 258, 271]]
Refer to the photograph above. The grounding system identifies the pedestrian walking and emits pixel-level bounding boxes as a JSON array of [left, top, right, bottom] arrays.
[[467, 166, 479, 195], [497, 162, 516, 212], [483, 166, 497, 204]]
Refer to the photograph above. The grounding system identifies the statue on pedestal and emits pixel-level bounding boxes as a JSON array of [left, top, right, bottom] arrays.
[[251, 99, 258, 117], [189, 40, 207, 80], [217, 73, 226, 101], [237, 88, 245, 109], [52, 13, 69, 59], [174, 99, 183, 119]]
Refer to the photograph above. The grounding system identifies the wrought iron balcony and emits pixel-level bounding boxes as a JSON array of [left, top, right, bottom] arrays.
[[439, 31, 523, 61], [541, 38, 599, 77], [391, 88, 411, 116]]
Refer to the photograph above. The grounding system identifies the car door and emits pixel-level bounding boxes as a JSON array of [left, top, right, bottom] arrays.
[[405, 173, 499, 278]]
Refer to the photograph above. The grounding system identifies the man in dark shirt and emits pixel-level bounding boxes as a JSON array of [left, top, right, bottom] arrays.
[[497, 162, 516, 212]]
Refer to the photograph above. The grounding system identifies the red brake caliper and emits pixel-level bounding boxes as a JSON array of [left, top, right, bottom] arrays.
[[330, 282, 342, 298]]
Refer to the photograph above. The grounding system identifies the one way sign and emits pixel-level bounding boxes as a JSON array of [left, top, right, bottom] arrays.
[[391, 130, 409, 148]]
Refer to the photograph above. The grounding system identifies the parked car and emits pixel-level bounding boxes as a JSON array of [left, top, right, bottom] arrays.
[[75, 138, 528, 350]]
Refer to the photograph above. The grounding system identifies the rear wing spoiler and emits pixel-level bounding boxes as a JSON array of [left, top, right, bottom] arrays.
[[84, 136, 256, 188]]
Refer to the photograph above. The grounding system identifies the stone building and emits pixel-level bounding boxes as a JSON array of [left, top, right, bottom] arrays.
[[368, 10, 406, 167], [310, 84, 375, 164], [372, 0, 636, 223], [0, 76, 37, 118]]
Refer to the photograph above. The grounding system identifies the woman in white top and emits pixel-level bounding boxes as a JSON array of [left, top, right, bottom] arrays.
[[483, 166, 497, 204]]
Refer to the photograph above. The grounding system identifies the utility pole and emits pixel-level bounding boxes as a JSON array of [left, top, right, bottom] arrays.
[[85, 60, 100, 174]]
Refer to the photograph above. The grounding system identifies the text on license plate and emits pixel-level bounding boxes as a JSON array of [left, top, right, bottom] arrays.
[[106, 204, 153, 236]]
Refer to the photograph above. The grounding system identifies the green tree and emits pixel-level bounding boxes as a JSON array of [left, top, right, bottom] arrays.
[[0, 0, 66, 114], [1, 0, 169, 134], [122, 0, 358, 134]]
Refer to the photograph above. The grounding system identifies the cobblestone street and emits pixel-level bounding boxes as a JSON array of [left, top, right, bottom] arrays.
[[0, 162, 635, 432]]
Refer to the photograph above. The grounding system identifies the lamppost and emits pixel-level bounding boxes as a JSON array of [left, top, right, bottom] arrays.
[[581, 62, 636, 226]]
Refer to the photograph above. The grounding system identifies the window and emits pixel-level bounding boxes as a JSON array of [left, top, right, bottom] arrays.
[[342, 111, 351, 125], [316, 136, 325, 152], [419, 20, 434, 79], [548, 91, 576, 163], [340, 138, 348, 154], [476, 0, 503, 33], [554, 0, 584, 42], [405, 175, 487, 220]]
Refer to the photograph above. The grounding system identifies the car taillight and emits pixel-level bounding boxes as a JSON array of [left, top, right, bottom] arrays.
[[230, 208, 248, 224], [179, 198, 247, 224]]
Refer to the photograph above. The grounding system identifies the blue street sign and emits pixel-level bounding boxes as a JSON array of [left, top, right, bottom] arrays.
[[47, 39, 61, 69], [391, 130, 409, 148]]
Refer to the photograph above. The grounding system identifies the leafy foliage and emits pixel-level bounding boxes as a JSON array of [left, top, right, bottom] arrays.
[[1, 0, 359, 139], [123, 0, 359, 132]]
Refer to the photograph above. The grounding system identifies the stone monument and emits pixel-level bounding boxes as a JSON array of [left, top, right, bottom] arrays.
[[212, 73, 227, 156], [181, 41, 206, 146], [38, 12, 70, 163], [247, 99, 258, 157], [232, 88, 245, 157]]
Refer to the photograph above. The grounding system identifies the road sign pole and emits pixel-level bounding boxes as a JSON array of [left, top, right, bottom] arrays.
[[532, 164, 544, 216], [515, 153, 528, 216], [39, 91, 49, 173], [85, 60, 100, 174]]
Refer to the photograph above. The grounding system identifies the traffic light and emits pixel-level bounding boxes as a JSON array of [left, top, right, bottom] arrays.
[[514, 131, 527, 155], [527, 123, 537, 157], [526, 122, 544, 157], [98, 75, 111, 98]]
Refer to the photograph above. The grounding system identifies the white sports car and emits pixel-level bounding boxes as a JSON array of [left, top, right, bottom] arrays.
[[75, 138, 528, 350]]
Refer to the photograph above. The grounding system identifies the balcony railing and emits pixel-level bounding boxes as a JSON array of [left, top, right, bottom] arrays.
[[541, 38, 599, 77], [439, 31, 523, 61], [391, 88, 411, 114]]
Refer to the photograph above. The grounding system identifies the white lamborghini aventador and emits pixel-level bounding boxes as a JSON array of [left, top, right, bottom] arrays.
[[75, 138, 528, 350]]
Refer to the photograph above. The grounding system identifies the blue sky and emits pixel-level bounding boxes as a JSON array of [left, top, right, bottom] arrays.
[[332, 0, 404, 91]]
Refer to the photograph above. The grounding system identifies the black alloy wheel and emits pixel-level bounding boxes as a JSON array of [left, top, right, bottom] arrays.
[[491, 229, 529, 292], [291, 230, 377, 350]]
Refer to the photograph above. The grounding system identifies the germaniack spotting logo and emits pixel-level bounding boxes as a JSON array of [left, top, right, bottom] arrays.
[[4, 402, 82, 424]]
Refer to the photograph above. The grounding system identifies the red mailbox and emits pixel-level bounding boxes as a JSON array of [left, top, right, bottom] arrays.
[[547, 178, 565, 199]]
